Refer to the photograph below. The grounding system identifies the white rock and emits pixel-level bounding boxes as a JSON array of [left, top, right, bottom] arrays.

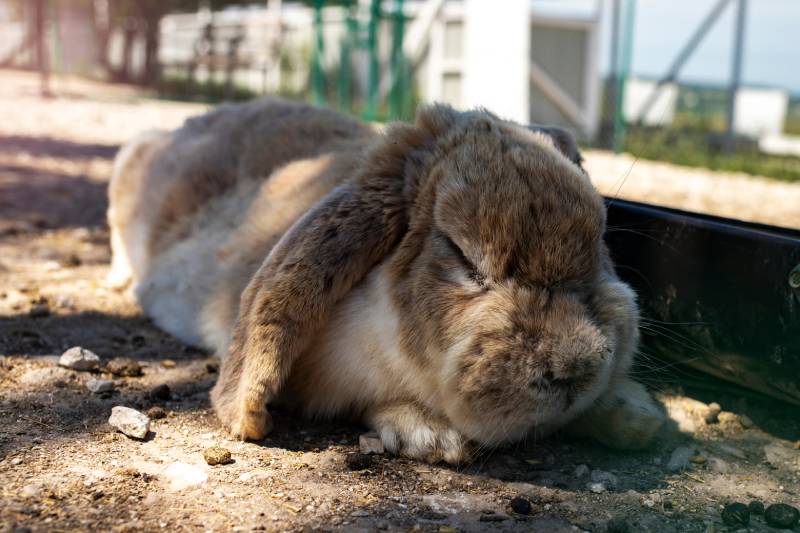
[[59, 346, 100, 371], [108, 406, 150, 439], [574, 464, 590, 478], [667, 446, 695, 472], [163, 462, 208, 491], [20, 483, 42, 498], [707, 457, 730, 473], [87, 379, 114, 393], [359, 432, 385, 455], [10, 457, 23, 466], [590, 469, 619, 491], [587, 482, 607, 493]]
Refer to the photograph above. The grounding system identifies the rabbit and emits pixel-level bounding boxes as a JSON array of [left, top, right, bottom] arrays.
[[108, 97, 665, 464]]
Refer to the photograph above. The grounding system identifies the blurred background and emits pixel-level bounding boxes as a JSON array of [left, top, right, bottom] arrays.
[[0, 0, 798, 230]]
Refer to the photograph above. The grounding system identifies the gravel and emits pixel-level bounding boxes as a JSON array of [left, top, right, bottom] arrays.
[[203, 446, 232, 466], [108, 406, 150, 439], [59, 346, 100, 371]]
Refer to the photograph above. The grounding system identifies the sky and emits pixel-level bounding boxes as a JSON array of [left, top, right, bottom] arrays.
[[532, 0, 800, 94]]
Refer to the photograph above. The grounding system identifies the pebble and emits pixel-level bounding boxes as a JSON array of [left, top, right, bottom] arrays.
[[359, 432, 385, 455], [59, 346, 100, 371], [108, 406, 150, 439], [149, 384, 171, 401], [345, 453, 373, 471], [147, 406, 167, 419], [86, 379, 114, 394], [590, 470, 619, 491], [689, 454, 706, 465], [509, 496, 532, 515], [105, 357, 142, 377], [739, 414, 754, 429], [20, 484, 41, 498], [574, 464, 590, 477], [163, 462, 208, 491], [667, 446, 694, 472], [721, 502, 749, 528], [703, 402, 721, 424], [10, 457, 23, 466], [161, 359, 176, 368], [203, 446, 232, 466], [587, 482, 607, 494], [707, 457, 729, 473], [764, 503, 799, 529], [747, 500, 764, 515]]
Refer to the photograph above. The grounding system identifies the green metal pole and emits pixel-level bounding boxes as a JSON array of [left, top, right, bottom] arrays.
[[614, 0, 635, 153], [311, 0, 326, 105], [338, 1, 355, 112], [363, 0, 380, 121], [388, 0, 406, 119]]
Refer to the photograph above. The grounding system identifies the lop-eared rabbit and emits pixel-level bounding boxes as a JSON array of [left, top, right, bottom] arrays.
[[108, 98, 664, 463]]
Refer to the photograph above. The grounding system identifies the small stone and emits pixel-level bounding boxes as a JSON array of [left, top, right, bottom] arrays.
[[703, 402, 721, 424], [163, 462, 208, 491], [146, 406, 167, 419], [108, 406, 150, 439], [764, 503, 799, 529], [359, 432, 384, 455], [707, 457, 729, 473], [718, 412, 742, 432], [59, 346, 100, 371], [574, 464, 590, 477], [10, 457, 23, 466], [689, 454, 706, 464], [345, 453, 373, 471], [105, 357, 142, 377], [86, 379, 114, 394], [739, 414, 754, 429], [203, 446, 232, 466], [721, 502, 749, 528], [747, 500, 764, 515], [161, 359, 176, 368], [20, 484, 41, 498], [587, 482, 607, 493], [509, 496, 532, 515], [667, 446, 694, 472], [590, 469, 619, 491], [642, 499, 655, 508], [149, 384, 171, 401]]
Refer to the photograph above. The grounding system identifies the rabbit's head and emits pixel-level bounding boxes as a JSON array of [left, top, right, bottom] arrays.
[[380, 107, 639, 445]]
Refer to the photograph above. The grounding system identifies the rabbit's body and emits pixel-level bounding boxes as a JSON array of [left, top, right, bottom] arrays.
[[109, 98, 665, 462]]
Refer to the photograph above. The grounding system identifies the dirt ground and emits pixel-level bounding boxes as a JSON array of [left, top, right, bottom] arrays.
[[1, 71, 799, 533]]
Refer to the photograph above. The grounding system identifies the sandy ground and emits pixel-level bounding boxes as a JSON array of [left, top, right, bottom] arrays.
[[1, 71, 799, 532]]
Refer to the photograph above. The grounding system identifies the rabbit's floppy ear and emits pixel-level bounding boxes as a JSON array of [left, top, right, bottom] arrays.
[[212, 104, 459, 440], [527, 125, 584, 170]]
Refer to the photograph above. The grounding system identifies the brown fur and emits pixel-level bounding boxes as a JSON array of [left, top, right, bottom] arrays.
[[109, 98, 665, 462]]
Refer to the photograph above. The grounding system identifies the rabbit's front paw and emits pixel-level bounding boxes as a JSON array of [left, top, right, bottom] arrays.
[[367, 403, 470, 464], [211, 376, 273, 441]]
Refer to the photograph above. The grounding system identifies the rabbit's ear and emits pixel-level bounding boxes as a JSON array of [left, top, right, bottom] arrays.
[[212, 105, 458, 440], [528, 125, 584, 170]]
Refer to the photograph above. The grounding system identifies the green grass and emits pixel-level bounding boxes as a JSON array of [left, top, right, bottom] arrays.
[[622, 126, 800, 183]]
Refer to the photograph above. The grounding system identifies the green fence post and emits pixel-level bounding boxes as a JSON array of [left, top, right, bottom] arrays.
[[388, 0, 406, 119], [311, 0, 326, 105], [614, 0, 635, 153], [363, 0, 380, 120], [338, 0, 355, 112]]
